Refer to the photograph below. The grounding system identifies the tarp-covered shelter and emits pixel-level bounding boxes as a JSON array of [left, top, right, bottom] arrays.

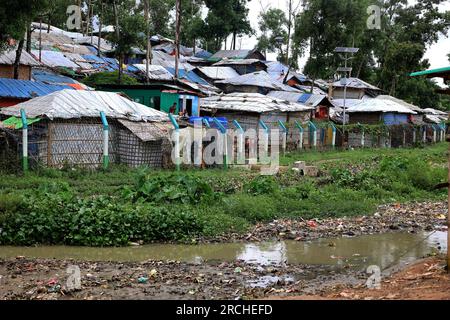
[[346, 96, 417, 125], [215, 71, 300, 94], [0, 49, 41, 80], [267, 91, 331, 120], [213, 59, 268, 75], [193, 67, 240, 85], [330, 77, 383, 99], [0, 90, 172, 168], [0, 78, 73, 107]]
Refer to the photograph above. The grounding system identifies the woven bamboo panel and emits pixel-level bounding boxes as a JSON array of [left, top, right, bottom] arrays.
[[118, 129, 164, 168]]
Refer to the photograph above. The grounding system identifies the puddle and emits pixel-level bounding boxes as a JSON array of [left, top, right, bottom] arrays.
[[0, 231, 446, 271]]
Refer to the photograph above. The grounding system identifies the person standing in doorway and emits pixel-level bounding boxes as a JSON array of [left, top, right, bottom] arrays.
[[169, 103, 177, 114]]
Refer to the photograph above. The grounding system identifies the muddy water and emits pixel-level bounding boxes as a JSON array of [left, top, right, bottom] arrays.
[[0, 232, 446, 270]]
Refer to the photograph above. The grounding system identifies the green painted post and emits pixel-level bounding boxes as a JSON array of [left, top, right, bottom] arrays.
[[20, 109, 28, 172], [169, 114, 181, 171], [100, 112, 110, 170]]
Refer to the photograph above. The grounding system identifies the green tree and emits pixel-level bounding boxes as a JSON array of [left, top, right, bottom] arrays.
[[201, 0, 253, 52], [257, 9, 288, 62], [293, 0, 450, 109]]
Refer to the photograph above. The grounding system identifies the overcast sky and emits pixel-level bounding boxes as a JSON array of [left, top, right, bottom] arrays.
[[228, 0, 450, 71]]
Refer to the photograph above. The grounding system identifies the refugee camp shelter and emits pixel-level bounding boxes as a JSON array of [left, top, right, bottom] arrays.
[[0, 90, 172, 168], [330, 77, 382, 99], [213, 59, 268, 75], [0, 49, 41, 80], [376, 95, 425, 125], [267, 91, 331, 121], [209, 49, 266, 62], [193, 67, 240, 85], [0, 78, 73, 107], [215, 71, 300, 94], [98, 83, 202, 117], [346, 96, 417, 125], [200, 93, 314, 150]]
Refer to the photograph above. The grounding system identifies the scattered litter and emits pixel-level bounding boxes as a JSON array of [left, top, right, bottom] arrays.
[[138, 276, 149, 284]]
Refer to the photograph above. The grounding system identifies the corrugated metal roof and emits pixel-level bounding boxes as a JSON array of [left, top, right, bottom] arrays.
[[216, 71, 299, 92], [347, 98, 417, 114], [196, 67, 240, 80], [0, 90, 169, 122], [377, 95, 423, 113], [0, 78, 72, 99], [0, 49, 41, 66], [133, 64, 174, 80], [332, 77, 381, 91], [200, 93, 314, 114], [330, 96, 372, 108], [267, 91, 303, 102]]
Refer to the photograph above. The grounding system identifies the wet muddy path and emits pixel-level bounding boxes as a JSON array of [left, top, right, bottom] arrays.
[[0, 231, 446, 300]]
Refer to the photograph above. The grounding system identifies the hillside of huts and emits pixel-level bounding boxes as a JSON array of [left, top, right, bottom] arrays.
[[0, 22, 449, 170]]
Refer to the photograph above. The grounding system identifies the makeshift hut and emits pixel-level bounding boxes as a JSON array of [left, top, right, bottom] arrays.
[[347, 98, 417, 125], [0, 90, 172, 169], [193, 67, 240, 85], [0, 78, 73, 107], [346, 97, 418, 148], [99, 83, 203, 117], [212, 59, 268, 75], [267, 91, 331, 121], [330, 77, 382, 99], [215, 71, 299, 95], [200, 93, 314, 150], [0, 49, 41, 80]]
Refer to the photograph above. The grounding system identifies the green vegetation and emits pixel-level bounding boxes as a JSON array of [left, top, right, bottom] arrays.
[[0, 144, 447, 246], [81, 71, 139, 87]]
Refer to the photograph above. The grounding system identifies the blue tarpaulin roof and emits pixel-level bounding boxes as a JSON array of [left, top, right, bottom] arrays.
[[32, 69, 78, 84], [165, 67, 210, 85], [298, 93, 312, 104], [194, 50, 213, 59], [0, 78, 72, 99], [82, 55, 118, 71]]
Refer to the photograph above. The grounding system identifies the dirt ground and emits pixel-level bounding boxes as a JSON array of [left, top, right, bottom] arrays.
[[324, 257, 450, 300], [0, 257, 367, 300], [271, 257, 450, 300], [202, 201, 448, 243]]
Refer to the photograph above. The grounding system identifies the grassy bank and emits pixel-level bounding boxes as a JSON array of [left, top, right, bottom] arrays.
[[0, 144, 448, 246]]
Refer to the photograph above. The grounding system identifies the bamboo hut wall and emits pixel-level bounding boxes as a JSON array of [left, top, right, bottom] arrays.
[[47, 120, 118, 168], [117, 128, 166, 168]]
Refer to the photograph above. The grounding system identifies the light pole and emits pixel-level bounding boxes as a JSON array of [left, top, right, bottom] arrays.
[[334, 47, 359, 146]]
